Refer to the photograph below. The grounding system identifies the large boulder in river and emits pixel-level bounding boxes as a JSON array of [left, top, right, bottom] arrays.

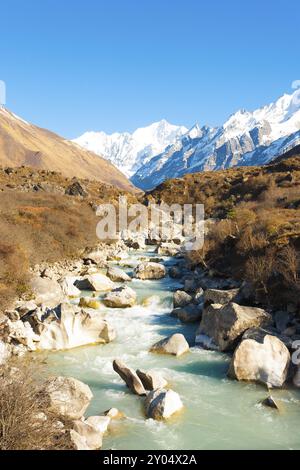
[[136, 369, 168, 390], [103, 286, 136, 308], [134, 262, 166, 280], [59, 276, 81, 298], [72, 420, 103, 450], [172, 304, 202, 323], [204, 288, 239, 305], [228, 331, 290, 388], [75, 273, 114, 292], [106, 266, 131, 282], [173, 290, 193, 308], [196, 302, 272, 352], [144, 389, 183, 420], [113, 359, 146, 396], [30, 276, 65, 307], [34, 303, 115, 350], [150, 333, 189, 357], [45, 376, 93, 420]]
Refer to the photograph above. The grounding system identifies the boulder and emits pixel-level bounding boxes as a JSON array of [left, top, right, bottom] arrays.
[[173, 290, 193, 308], [30, 276, 65, 307], [6, 320, 40, 351], [197, 302, 272, 352], [45, 376, 93, 420], [136, 369, 168, 390], [113, 359, 146, 396], [65, 181, 87, 197], [103, 286, 136, 308], [157, 243, 180, 257], [72, 420, 103, 450], [144, 389, 183, 420], [86, 415, 111, 435], [228, 333, 290, 388], [106, 266, 131, 282], [204, 288, 239, 305], [59, 276, 81, 298], [172, 304, 202, 323], [0, 340, 11, 365], [83, 251, 107, 266], [15, 300, 38, 318], [66, 429, 90, 450], [79, 297, 101, 310], [75, 273, 114, 292], [261, 396, 280, 410], [36, 303, 115, 351], [134, 262, 166, 280], [150, 333, 189, 357], [104, 408, 124, 420]]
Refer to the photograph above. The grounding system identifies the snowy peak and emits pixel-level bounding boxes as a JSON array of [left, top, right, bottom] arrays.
[[74, 119, 187, 177], [131, 89, 300, 190]]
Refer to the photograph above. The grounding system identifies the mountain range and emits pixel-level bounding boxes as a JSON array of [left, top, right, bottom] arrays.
[[0, 107, 135, 192], [75, 90, 300, 190]]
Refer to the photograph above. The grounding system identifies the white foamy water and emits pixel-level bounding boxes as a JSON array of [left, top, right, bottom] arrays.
[[46, 249, 300, 450]]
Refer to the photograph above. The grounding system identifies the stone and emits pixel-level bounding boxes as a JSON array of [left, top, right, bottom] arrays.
[[59, 276, 81, 297], [228, 333, 290, 388], [204, 288, 239, 305], [45, 376, 93, 420], [173, 290, 193, 308], [144, 389, 183, 420], [79, 297, 101, 310], [86, 415, 111, 434], [136, 369, 168, 390], [104, 408, 124, 420], [113, 359, 146, 396], [15, 300, 38, 317], [83, 251, 107, 266], [36, 303, 115, 350], [169, 266, 182, 279], [103, 286, 137, 308], [150, 333, 189, 357], [0, 340, 11, 365], [261, 396, 280, 410], [66, 429, 90, 450], [174, 304, 202, 323], [274, 311, 290, 334], [75, 273, 114, 292], [65, 181, 87, 197], [157, 243, 179, 257], [72, 420, 103, 450], [106, 266, 131, 282], [197, 302, 272, 352], [134, 262, 166, 280], [6, 320, 40, 351], [30, 276, 65, 307]]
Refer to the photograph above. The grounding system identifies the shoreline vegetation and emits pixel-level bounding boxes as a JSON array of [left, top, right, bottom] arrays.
[[0, 150, 300, 450]]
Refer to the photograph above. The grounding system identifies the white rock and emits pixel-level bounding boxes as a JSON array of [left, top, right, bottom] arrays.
[[150, 333, 189, 357], [59, 276, 81, 297], [86, 415, 111, 434], [134, 262, 166, 280], [103, 286, 137, 308], [75, 273, 114, 292], [144, 389, 183, 420], [72, 420, 103, 450], [106, 266, 132, 282]]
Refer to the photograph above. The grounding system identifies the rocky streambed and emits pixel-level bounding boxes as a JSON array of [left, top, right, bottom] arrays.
[[2, 239, 300, 450]]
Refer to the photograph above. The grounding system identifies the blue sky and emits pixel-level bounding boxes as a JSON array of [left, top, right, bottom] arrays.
[[0, 0, 299, 138]]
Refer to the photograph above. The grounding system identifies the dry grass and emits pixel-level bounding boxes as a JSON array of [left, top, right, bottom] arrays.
[[0, 359, 70, 450]]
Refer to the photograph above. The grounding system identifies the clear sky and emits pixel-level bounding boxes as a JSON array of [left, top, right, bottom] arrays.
[[0, 0, 299, 138]]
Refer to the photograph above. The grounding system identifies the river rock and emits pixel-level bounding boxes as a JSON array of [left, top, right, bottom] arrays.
[[6, 319, 40, 351], [261, 396, 280, 410], [136, 369, 168, 390], [72, 420, 103, 450], [83, 251, 107, 266], [228, 333, 290, 388], [204, 288, 239, 305], [86, 415, 111, 434], [15, 300, 38, 318], [36, 303, 115, 350], [0, 340, 11, 365], [144, 389, 183, 420], [169, 266, 183, 279], [103, 286, 137, 308], [59, 276, 81, 297], [197, 302, 272, 352], [106, 266, 131, 282], [173, 304, 202, 323], [45, 376, 93, 420], [134, 262, 166, 280], [150, 333, 189, 357], [173, 290, 193, 308], [75, 273, 114, 292], [157, 243, 180, 257], [104, 408, 124, 419], [113, 359, 146, 396], [79, 297, 101, 310], [30, 276, 65, 307], [66, 429, 90, 450]]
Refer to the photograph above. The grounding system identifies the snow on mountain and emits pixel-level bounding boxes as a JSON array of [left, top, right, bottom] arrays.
[[131, 89, 300, 190], [73, 120, 188, 177]]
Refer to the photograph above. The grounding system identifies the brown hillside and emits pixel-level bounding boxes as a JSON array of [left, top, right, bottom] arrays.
[[0, 108, 136, 192]]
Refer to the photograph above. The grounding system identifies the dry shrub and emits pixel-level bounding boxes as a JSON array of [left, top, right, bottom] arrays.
[[276, 244, 300, 289], [0, 359, 70, 450], [245, 249, 277, 294]]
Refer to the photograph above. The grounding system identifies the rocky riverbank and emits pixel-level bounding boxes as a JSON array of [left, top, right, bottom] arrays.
[[1, 228, 300, 449]]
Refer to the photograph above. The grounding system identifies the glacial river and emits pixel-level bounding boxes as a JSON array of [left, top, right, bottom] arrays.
[[47, 249, 300, 450]]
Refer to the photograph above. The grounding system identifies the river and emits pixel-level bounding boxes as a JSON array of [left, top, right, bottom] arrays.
[[47, 248, 300, 450]]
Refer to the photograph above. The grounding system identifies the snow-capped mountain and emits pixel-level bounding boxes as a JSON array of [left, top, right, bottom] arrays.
[[73, 120, 188, 177], [131, 90, 300, 190]]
